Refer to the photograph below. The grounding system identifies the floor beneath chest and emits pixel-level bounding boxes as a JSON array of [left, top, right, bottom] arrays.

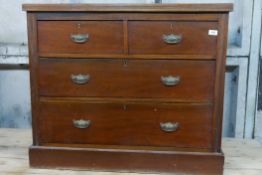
[[0, 128, 261, 175]]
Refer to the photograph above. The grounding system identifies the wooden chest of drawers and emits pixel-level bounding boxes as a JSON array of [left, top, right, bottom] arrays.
[[23, 4, 233, 175]]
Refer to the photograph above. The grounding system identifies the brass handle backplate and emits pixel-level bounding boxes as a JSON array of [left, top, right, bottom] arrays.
[[71, 34, 89, 43], [162, 34, 182, 44], [160, 122, 179, 132], [71, 74, 90, 85], [161, 76, 181, 86], [73, 119, 91, 129]]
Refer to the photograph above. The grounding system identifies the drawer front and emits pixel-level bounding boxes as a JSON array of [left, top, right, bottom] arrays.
[[38, 21, 124, 55], [38, 59, 215, 102], [129, 21, 218, 56], [39, 101, 212, 148]]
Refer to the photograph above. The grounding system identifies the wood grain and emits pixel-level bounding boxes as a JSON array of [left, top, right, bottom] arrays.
[[212, 14, 229, 152], [38, 59, 215, 101], [129, 21, 218, 56], [36, 12, 222, 21], [38, 21, 124, 55], [22, 3, 233, 12], [27, 12, 39, 145], [23, 3, 232, 174], [38, 100, 213, 148], [29, 146, 224, 175]]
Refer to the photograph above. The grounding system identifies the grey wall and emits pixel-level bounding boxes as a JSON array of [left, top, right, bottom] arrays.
[[223, 68, 238, 137], [254, 2, 262, 143], [0, 67, 31, 128], [256, 62, 262, 142]]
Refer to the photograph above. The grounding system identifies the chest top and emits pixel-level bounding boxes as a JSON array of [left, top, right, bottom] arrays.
[[23, 3, 233, 12]]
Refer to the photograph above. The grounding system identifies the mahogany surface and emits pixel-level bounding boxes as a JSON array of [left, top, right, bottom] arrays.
[[30, 146, 224, 175], [38, 59, 215, 101], [38, 100, 213, 148], [129, 21, 218, 55], [38, 21, 124, 55], [22, 3, 233, 12], [23, 3, 233, 174]]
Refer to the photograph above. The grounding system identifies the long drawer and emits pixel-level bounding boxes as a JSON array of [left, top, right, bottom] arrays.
[[38, 59, 215, 102], [38, 100, 212, 148]]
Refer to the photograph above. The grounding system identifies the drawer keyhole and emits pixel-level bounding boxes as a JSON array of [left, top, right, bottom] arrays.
[[123, 104, 127, 110]]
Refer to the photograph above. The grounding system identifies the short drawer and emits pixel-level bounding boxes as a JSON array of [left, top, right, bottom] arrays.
[[38, 59, 215, 102], [129, 21, 218, 56], [38, 21, 124, 55], [38, 100, 212, 148]]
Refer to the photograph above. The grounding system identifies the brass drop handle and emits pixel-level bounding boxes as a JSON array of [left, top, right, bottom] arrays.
[[161, 76, 181, 86], [71, 74, 90, 85], [162, 34, 182, 44], [160, 122, 179, 132], [71, 34, 89, 43], [73, 119, 91, 129]]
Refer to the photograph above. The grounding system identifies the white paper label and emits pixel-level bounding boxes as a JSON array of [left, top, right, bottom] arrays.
[[208, 30, 218, 36]]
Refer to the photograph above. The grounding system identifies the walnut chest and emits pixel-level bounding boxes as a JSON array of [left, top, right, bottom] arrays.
[[23, 3, 233, 175]]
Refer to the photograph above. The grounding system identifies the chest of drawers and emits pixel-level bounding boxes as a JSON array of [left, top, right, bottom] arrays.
[[23, 4, 233, 175]]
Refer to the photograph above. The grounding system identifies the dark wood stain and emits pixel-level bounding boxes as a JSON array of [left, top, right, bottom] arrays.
[[38, 59, 215, 101], [38, 100, 213, 148], [38, 21, 124, 55], [23, 3, 232, 174], [30, 145, 224, 175], [22, 3, 233, 12], [129, 21, 218, 56]]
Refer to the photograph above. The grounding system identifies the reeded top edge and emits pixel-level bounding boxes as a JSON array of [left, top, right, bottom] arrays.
[[22, 3, 233, 13]]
